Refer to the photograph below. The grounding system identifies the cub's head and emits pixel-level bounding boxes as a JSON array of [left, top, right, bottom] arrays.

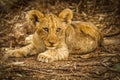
[[27, 9, 73, 49]]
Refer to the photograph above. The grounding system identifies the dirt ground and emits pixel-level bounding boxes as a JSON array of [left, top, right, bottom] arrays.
[[0, 0, 120, 80]]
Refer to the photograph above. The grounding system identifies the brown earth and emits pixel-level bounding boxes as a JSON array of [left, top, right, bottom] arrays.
[[0, 0, 120, 80]]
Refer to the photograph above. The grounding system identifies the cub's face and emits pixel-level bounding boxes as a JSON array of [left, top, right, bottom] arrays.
[[28, 9, 73, 49], [36, 14, 67, 49]]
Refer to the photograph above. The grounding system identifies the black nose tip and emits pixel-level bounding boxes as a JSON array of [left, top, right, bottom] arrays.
[[49, 42, 55, 46]]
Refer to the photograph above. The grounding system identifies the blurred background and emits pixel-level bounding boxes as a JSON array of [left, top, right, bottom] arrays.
[[0, 0, 120, 80]]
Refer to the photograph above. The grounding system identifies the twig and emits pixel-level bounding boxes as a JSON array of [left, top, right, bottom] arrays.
[[76, 61, 101, 66], [80, 53, 119, 59], [92, 0, 96, 14], [101, 63, 120, 73], [104, 29, 120, 37], [76, 0, 82, 12]]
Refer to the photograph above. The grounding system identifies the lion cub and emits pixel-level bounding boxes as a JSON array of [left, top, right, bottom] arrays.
[[5, 9, 102, 62]]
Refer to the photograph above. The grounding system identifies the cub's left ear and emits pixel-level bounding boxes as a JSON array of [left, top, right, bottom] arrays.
[[59, 8, 73, 24]]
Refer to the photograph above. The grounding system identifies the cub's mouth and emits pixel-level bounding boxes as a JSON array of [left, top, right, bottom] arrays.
[[44, 41, 59, 50], [45, 42, 58, 50]]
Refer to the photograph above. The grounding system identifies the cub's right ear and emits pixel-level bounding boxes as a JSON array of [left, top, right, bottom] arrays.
[[59, 8, 73, 24], [27, 10, 44, 26]]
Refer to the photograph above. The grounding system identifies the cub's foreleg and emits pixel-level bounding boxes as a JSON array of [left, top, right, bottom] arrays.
[[4, 44, 38, 58]]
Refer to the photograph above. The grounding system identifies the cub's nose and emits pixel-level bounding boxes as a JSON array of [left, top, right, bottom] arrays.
[[48, 38, 57, 46], [49, 41, 55, 46]]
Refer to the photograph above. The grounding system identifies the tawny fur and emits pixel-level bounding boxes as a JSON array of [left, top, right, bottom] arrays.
[[4, 9, 102, 63]]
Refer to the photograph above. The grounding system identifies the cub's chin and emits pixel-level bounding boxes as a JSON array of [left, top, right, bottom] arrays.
[[46, 47, 56, 50]]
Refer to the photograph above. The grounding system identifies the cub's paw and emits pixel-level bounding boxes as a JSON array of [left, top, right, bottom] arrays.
[[37, 53, 54, 63]]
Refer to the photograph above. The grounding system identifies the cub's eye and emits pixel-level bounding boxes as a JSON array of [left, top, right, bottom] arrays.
[[43, 27, 49, 32], [56, 28, 61, 32]]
